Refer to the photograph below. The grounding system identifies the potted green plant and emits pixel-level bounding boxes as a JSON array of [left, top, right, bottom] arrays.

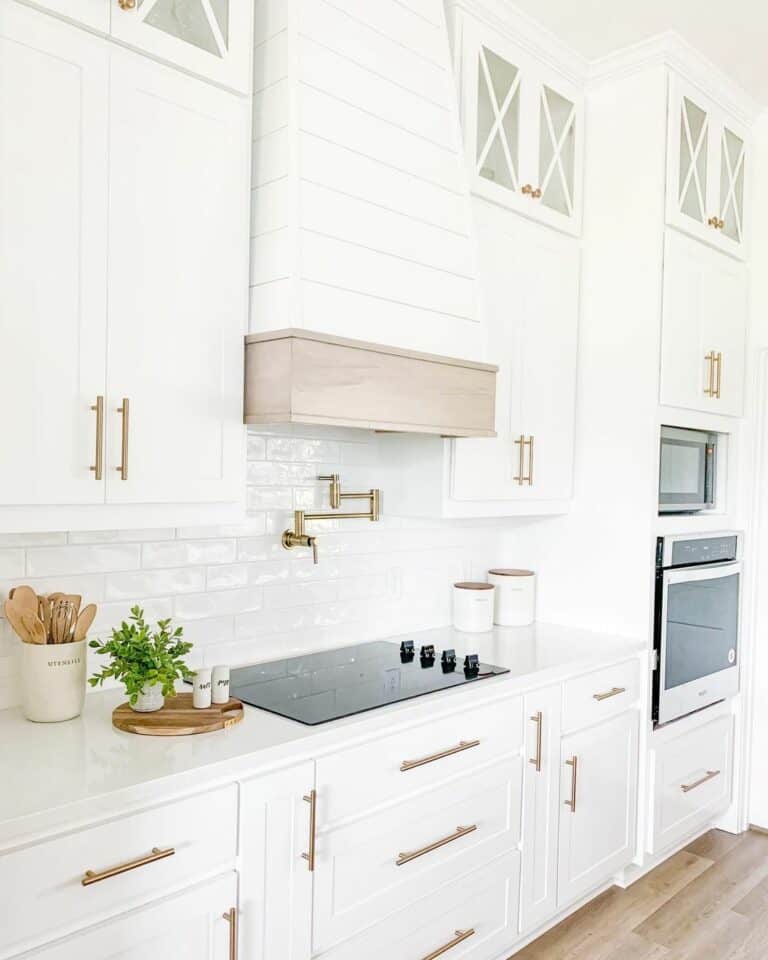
[[88, 606, 193, 712]]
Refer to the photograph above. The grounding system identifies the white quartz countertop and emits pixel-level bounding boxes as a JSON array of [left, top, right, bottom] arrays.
[[0, 622, 645, 849]]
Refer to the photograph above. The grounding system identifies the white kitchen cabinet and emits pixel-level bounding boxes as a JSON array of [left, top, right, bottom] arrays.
[[0, 2, 109, 508], [557, 710, 639, 908], [109, 0, 253, 94], [105, 49, 247, 506], [660, 229, 747, 417], [666, 75, 749, 259], [239, 762, 313, 960], [21, 874, 238, 960], [25, 0, 108, 30], [455, 10, 583, 236], [520, 685, 562, 935], [451, 205, 579, 506]]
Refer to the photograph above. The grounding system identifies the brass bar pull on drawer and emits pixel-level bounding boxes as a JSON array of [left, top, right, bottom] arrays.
[[222, 907, 238, 960], [400, 739, 481, 772], [525, 435, 534, 485], [90, 396, 104, 481], [396, 824, 477, 867], [592, 686, 626, 702], [116, 398, 130, 481], [715, 352, 723, 399], [421, 928, 476, 960], [681, 769, 721, 793], [81, 846, 174, 886], [565, 756, 578, 813], [705, 351, 717, 397], [513, 434, 526, 485], [301, 789, 317, 872], [530, 711, 543, 772]]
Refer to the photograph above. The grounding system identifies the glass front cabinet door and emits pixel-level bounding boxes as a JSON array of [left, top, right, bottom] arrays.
[[110, 0, 253, 93], [459, 17, 583, 236], [666, 74, 749, 259]]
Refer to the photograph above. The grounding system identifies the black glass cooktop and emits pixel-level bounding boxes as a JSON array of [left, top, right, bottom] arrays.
[[221, 641, 509, 725]]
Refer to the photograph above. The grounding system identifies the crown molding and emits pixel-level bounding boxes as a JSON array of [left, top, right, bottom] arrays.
[[445, 0, 588, 84], [587, 31, 760, 125]]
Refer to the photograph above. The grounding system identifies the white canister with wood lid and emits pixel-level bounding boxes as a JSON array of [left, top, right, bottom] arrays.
[[487, 569, 536, 626], [452, 582, 495, 633]]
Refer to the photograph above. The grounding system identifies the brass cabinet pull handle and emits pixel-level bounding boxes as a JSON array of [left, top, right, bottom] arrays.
[[525, 435, 534, 485], [522, 184, 542, 199], [420, 928, 476, 960], [715, 352, 723, 399], [90, 396, 104, 481], [116, 398, 130, 480], [81, 846, 174, 886], [118, 0, 136, 9], [681, 769, 720, 793], [704, 351, 717, 397], [564, 756, 578, 813], [396, 824, 477, 867], [708, 215, 720, 228], [301, 789, 317, 872], [400, 739, 481, 772], [592, 686, 626, 702], [513, 435, 526, 485], [529, 711, 543, 772], [222, 907, 238, 960]]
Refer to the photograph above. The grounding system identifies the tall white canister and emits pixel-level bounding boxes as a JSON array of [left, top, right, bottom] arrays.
[[452, 582, 495, 633], [487, 569, 536, 626]]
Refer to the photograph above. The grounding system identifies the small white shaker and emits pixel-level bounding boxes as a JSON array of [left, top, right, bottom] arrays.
[[212, 665, 231, 705], [192, 667, 212, 709]]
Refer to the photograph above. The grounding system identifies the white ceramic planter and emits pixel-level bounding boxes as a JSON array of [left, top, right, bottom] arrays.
[[21, 640, 86, 723], [131, 683, 165, 713]]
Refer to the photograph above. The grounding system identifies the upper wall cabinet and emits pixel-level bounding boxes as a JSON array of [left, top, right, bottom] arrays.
[[666, 75, 749, 259], [455, 13, 584, 236], [110, 0, 253, 93]]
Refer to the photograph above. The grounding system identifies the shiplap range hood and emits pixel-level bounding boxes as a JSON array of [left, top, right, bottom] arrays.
[[246, 0, 495, 437]]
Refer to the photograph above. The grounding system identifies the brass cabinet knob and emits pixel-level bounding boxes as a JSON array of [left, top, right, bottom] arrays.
[[118, 0, 136, 9], [707, 215, 725, 230], [522, 184, 542, 199]]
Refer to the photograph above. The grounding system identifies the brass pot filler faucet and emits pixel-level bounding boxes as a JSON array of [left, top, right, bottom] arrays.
[[282, 474, 381, 564]]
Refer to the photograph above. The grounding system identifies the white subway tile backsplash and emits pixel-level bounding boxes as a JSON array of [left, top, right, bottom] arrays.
[[0, 427, 513, 710]]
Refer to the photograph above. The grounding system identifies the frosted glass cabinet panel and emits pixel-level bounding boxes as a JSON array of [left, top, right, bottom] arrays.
[[110, 0, 253, 93], [666, 74, 749, 259], [459, 14, 583, 236]]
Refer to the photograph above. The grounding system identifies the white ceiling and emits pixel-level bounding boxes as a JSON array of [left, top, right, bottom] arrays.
[[510, 0, 768, 104]]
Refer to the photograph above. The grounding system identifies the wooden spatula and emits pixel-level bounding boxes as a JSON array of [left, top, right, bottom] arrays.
[[49, 592, 82, 617], [39, 595, 52, 642], [73, 603, 97, 642], [9, 585, 38, 614], [4, 599, 33, 643], [19, 611, 46, 645]]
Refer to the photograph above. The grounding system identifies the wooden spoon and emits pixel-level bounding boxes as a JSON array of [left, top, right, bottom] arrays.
[[4, 599, 33, 643], [73, 603, 97, 642], [9, 585, 38, 614], [39, 595, 52, 642], [19, 611, 46, 645]]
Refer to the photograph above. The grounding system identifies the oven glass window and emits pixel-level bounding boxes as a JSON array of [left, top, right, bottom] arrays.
[[665, 572, 739, 689]]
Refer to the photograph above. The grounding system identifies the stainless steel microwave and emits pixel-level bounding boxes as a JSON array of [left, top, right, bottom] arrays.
[[658, 427, 717, 513]]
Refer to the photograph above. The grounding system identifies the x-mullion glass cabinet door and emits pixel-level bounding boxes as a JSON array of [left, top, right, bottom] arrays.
[[666, 75, 748, 260], [110, 0, 253, 93]]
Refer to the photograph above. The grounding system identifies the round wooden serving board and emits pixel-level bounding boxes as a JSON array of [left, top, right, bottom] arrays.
[[113, 693, 244, 736]]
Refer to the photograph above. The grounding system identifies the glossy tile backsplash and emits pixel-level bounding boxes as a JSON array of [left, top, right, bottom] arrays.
[[0, 427, 513, 709]]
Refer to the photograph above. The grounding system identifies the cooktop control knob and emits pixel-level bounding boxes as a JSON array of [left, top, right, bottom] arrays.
[[464, 654, 480, 677], [400, 640, 415, 663], [441, 649, 457, 672], [420, 644, 436, 667]]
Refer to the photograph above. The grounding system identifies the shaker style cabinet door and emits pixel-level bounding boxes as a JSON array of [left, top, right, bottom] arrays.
[[109, 0, 253, 93], [557, 711, 639, 909], [666, 74, 749, 259], [239, 763, 314, 960], [0, 1, 109, 507], [660, 229, 747, 417], [520, 685, 562, 935], [451, 207, 579, 506], [105, 50, 248, 505], [458, 14, 583, 235], [20, 874, 238, 960]]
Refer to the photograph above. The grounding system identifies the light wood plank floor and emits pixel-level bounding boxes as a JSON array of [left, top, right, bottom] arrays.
[[512, 830, 768, 960]]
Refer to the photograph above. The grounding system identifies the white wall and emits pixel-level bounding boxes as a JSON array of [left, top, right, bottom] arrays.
[[0, 426, 519, 710]]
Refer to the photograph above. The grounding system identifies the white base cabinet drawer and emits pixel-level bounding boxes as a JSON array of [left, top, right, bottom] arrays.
[[17, 873, 237, 960], [317, 697, 522, 824], [314, 758, 522, 953], [316, 851, 521, 960], [0, 786, 237, 956], [561, 659, 640, 733], [648, 714, 734, 855]]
